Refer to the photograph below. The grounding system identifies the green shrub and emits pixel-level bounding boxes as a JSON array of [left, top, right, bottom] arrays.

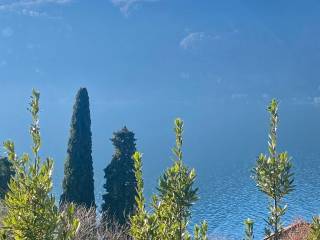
[[0, 90, 79, 240], [130, 118, 207, 240], [252, 99, 294, 240], [308, 216, 320, 240]]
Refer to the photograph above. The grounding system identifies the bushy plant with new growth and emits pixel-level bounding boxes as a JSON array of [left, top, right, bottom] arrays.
[[0, 90, 79, 240], [130, 118, 208, 240], [308, 216, 320, 240], [252, 99, 294, 240]]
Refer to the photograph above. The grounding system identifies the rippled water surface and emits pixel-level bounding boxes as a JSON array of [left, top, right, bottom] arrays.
[[190, 155, 320, 239], [52, 104, 320, 240]]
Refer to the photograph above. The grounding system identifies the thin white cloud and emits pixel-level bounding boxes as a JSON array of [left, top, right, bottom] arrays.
[[0, 0, 71, 9], [180, 32, 206, 50], [0, 0, 72, 17], [110, 0, 159, 16], [2, 27, 14, 37], [180, 28, 240, 50], [21, 8, 48, 17], [179, 32, 222, 50], [313, 97, 320, 106], [231, 93, 248, 100], [290, 96, 318, 106]]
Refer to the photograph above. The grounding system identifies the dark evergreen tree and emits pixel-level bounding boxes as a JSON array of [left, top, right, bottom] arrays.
[[60, 88, 95, 208], [101, 127, 137, 225], [0, 156, 14, 199]]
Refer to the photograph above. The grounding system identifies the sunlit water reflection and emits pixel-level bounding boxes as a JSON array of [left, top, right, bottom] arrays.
[[191, 154, 320, 239]]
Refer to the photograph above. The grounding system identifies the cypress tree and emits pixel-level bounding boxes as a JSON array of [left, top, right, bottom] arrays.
[[60, 88, 95, 208], [0, 156, 14, 199], [101, 127, 137, 225]]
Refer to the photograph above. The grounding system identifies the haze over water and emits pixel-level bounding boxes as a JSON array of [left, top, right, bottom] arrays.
[[1, 1, 320, 239]]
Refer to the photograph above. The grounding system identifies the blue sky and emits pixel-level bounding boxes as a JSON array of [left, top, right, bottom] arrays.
[[1, 0, 320, 202], [1, 0, 320, 103]]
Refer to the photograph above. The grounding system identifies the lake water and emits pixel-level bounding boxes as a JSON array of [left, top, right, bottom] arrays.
[[190, 154, 320, 239], [50, 102, 320, 240]]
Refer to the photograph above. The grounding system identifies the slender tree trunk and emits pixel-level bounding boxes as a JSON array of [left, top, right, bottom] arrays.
[[179, 206, 182, 240], [274, 197, 278, 240]]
